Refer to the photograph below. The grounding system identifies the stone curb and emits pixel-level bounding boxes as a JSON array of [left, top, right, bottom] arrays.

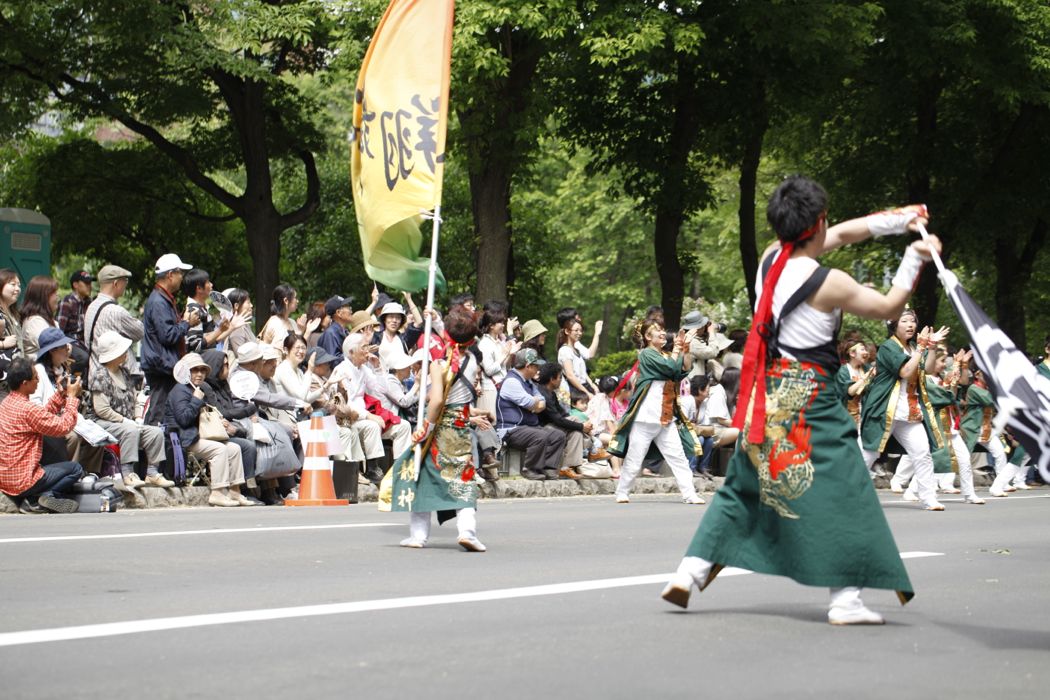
[[0, 470, 1014, 514]]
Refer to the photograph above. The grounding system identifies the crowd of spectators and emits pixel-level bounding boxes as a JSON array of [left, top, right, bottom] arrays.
[[0, 255, 743, 514]]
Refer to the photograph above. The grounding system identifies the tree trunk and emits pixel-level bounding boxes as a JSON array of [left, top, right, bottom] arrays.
[[738, 98, 768, 309], [458, 28, 543, 306], [995, 217, 1047, 350], [652, 61, 703, 330], [470, 164, 512, 303], [654, 206, 686, 329], [908, 82, 940, 324], [245, 215, 283, 328]]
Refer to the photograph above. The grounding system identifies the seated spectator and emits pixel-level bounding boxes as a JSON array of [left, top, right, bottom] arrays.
[[19, 274, 60, 362], [30, 327, 104, 474], [88, 331, 174, 488], [305, 346, 339, 404], [232, 342, 308, 431], [679, 375, 713, 475], [571, 391, 611, 461], [199, 349, 270, 504], [0, 357, 84, 513], [586, 376, 622, 476], [166, 353, 252, 507], [329, 332, 412, 482], [84, 264, 143, 380], [222, 289, 257, 357], [377, 349, 422, 419], [274, 334, 323, 407], [536, 363, 590, 479], [495, 349, 565, 481]]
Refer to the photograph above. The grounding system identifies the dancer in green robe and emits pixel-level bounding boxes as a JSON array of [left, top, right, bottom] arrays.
[[663, 175, 937, 625], [858, 313, 950, 509], [609, 323, 704, 504]]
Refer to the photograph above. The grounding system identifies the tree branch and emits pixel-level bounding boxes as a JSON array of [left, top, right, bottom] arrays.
[[0, 55, 244, 215], [278, 149, 321, 229]]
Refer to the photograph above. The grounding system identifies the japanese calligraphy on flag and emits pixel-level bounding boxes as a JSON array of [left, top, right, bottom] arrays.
[[350, 0, 453, 292], [939, 269, 1050, 482]]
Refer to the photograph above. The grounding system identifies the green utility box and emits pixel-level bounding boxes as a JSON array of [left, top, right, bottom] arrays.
[[0, 208, 52, 287]]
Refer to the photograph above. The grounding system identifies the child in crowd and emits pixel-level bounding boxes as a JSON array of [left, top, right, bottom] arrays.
[[586, 376, 623, 477]]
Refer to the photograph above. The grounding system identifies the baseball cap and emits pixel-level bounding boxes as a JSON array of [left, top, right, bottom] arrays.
[[515, 348, 546, 367], [154, 253, 192, 275], [69, 270, 95, 285], [324, 295, 353, 317]]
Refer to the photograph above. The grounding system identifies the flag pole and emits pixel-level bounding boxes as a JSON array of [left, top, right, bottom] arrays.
[[413, 205, 442, 479]]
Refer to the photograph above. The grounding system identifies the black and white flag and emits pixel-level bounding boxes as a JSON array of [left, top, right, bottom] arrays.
[[938, 268, 1050, 483]]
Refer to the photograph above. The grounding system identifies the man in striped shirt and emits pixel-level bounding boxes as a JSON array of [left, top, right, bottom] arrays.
[[0, 358, 84, 513]]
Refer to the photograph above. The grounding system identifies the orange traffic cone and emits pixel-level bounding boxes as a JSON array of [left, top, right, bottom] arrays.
[[285, 411, 348, 507]]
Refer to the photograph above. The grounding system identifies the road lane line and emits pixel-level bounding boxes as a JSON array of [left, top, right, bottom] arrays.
[[0, 523, 398, 545], [0, 552, 943, 647]]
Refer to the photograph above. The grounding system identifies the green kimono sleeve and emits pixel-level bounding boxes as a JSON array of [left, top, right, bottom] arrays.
[[637, 347, 686, 383], [859, 339, 909, 451]]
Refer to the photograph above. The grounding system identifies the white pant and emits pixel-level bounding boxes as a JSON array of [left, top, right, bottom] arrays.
[[982, 436, 1018, 494], [863, 420, 937, 507], [902, 433, 977, 498], [346, 418, 412, 461], [616, 421, 698, 500], [408, 508, 477, 542]]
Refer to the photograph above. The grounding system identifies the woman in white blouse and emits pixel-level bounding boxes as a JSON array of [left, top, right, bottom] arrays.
[[273, 334, 323, 406]]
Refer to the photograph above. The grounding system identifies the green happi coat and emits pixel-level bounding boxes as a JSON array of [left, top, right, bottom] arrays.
[[608, 347, 699, 461], [924, 379, 960, 474], [834, 362, 871, 427], [859, 337, 945, 457], [959, 383, 995, 453], [685, 358, 914, 601]]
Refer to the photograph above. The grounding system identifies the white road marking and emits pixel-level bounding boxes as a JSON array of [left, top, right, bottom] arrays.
[[0, 523, 398, 545], [0, 553, 943, 648]]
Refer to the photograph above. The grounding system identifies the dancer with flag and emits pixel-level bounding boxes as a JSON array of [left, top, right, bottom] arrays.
[[661, 175, 937, 625]]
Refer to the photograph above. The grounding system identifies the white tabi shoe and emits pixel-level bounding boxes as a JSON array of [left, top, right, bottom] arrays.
[[828, 605, 885, 625], [963, 495, 986, 505], [399, 537, 426, 549], [457, 537, 487, 552], [901, 490, 920, 502], [660, 573, 694, 609]]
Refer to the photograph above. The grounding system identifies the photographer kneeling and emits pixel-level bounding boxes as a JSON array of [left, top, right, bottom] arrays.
[[0, 358, 84, 513]]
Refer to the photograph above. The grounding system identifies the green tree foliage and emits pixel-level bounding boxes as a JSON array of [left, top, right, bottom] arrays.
[[0, 0, 337, 321], [780, 0, 1050, 350], [0, 132, 250, 296]]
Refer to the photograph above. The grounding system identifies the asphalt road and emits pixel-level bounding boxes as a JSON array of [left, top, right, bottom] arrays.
[[0, 489, 1047, 699]]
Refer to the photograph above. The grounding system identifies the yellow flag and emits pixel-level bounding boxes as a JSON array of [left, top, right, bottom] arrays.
[[350, 0, 454, 292]]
